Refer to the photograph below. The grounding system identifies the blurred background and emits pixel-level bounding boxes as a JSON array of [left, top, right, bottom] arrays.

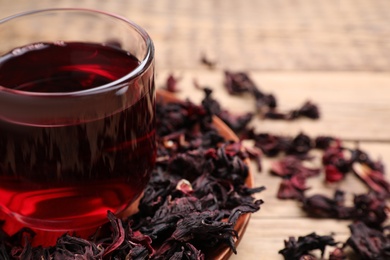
[[1, 0, 390, 72]]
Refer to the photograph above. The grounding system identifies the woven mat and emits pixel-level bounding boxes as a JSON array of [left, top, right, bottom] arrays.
[[1, 0, 390, 71]]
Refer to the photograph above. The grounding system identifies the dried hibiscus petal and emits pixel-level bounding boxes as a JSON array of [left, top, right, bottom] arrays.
[[286, 133, 313, 156], [277, 176, 308, 201], [155, 240, 204, 260], [346, 222, 390, 259], [303, 190, 388, 230], [247, 132, 314, 157], [165, 74, 181, 93], [279, 232, 337, 260], [329, 247, 347, 260], [168, 151, 207, 182], [200, 53, 216, 69], [352, 192, 388, 229], [271, 156, 320, 178], [263, 110, 287, 120], [324, 165, 345, 183], [302, 190, 354, 219], [322, 145, 349, 183], [171, 211, 238, 253], [102, 211, 125, 257], [352, 162, 390, 195], [245, 131, 290, 157], [264, 101, 320, 121], [223, 70, 276, 112], [218, 110, 253, 134], [223, 70, 257, 95], [200, 88, 253, 134], [289, 101, 320, 120], [228, 200, 264, 226], [242, 145, 263, 172], [314, 136, 339, 150], [53, 235, 103, 259]]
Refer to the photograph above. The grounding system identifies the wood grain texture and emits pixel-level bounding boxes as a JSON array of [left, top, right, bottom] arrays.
[[158, 71, 390, 140], [156, 71, 390, 259], [1, 0, 390, 71]]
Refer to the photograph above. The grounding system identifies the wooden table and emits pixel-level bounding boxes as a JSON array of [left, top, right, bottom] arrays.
[[1, 1, 390, 259], [159, 71, 390, 259]]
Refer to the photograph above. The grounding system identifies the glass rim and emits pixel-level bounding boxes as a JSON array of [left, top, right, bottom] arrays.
[[0, 7, 154, 97]]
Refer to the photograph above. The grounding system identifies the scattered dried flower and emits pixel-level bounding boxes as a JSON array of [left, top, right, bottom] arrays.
[[200, 53, 217, 69], [345, 222, 390, 259], [165, 74, 181, 93], [279, 233, 338, 260]]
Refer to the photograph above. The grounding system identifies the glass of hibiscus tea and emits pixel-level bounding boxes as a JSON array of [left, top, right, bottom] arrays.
[[0, 8, 156, 245]]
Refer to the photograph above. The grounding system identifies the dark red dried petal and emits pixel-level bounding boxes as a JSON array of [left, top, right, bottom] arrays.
[[103, 212, 125, 257], [200, 53, 217, 69], [324, 165, 345, 183], [295, 101, 320, 119], [353, 192, 389, 229], [302, 191, 354, 219], [329, 247, 346, 260], [271, 156, 320, 178], [314, 136, 339, 150], [218, 110, 253, 133], [165, 74, 181, 92], [277, 178, 305, 201], [352, 163, 390, 195], [287, 133, 312, 155], [279, 233, 337, 260], [346, 222, 390, 259]]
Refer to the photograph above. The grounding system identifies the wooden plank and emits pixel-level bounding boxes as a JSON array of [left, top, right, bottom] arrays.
[[2, 0, 390, 71], [156, 72, 390, 258], [230, 218, 351, 260], [253, 141, 390, 217], [230, 141, 390, 259]]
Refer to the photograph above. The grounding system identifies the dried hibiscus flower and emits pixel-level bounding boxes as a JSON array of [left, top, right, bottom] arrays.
[[345, 222, 390, 259], [329, 247, 347, 260], [302, 190, 354, 219], [244, 131, 291, 157], [270, 156, 320, 201], [352, 192, 389, 229], [245, 131, 313, 157], [264, 101, 320, 120], [352, 162, 390, 196], [200, 87, 253, 134], [270, 156, 320, 179], [314, 136, 339, 150], [165, 74, 181, 93], [321, 143, 349, 183], [302, 190, 388, 229], [277, 176, 308, 201], [200, 53, 217, 69], [223, 70, 319, 121], [279, 232, 338, 260], [223, 70, 276, 112]]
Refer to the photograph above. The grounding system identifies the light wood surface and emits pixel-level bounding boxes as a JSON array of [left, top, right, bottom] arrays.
[[1, 1, 390, 259], [155, 71, 390, 259]]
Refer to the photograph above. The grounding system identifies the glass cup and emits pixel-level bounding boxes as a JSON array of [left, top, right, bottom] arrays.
[[0, 8, 155, 245]]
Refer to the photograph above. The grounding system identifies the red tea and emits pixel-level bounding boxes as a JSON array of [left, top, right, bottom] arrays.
[[0, 42, 156, 232]]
